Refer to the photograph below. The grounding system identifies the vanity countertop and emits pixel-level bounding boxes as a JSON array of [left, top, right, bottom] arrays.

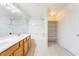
[[0, 34, 30, 53]]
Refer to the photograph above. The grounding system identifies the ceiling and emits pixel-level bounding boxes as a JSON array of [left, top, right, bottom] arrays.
[[14, 3, 69, 18], [0, 3, 69, 21]]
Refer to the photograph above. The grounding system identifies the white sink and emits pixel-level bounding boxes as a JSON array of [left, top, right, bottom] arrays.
[[0, 34, 29, 45], [0, 35, 18, 44]]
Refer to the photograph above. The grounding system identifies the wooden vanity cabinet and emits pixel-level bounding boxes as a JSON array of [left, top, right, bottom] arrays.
[[0, 35, 32, 56]]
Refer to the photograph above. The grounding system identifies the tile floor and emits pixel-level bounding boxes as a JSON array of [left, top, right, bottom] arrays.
[[27, 40, 73, 56]]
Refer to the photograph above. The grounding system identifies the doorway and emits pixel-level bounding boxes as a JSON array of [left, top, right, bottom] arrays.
[[48, 21, 57, 46]]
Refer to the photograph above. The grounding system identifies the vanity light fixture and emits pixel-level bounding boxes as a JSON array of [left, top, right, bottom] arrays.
[[49, 10, 56, 16]]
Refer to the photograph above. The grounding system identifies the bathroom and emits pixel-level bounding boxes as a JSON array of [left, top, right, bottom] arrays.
[[1, 3, 79, 56]]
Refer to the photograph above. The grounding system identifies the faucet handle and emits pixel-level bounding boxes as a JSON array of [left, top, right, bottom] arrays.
[[9, 32, 12, 35]]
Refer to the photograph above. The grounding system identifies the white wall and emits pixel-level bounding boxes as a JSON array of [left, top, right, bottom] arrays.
[[28, 17, 46, 45], [58, 4, 79, 56], [28, 17, 45, 39], [28, 16, 48, 55]]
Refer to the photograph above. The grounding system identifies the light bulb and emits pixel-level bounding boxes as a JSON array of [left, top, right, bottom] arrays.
[[49, 10, 56, 16]]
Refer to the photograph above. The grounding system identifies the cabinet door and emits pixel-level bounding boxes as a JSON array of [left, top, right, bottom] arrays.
[[0, 43, 19, 56], [14, 46, 23, 56], [28, 39, 32, 49], [24, 41, 29, 55]]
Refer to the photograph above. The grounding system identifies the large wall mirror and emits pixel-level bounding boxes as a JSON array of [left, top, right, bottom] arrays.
[[0, 4, 29, 36]]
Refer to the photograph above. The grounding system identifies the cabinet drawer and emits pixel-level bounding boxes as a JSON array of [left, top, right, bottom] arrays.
[[0, 43, 19, 56]]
